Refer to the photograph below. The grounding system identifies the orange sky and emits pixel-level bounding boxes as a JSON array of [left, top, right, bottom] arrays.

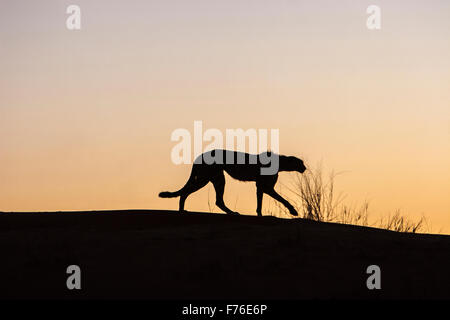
[[1, 0, 449, 233]]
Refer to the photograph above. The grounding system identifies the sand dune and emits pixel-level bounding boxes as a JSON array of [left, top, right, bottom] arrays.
[[1, 210, 449, 299]]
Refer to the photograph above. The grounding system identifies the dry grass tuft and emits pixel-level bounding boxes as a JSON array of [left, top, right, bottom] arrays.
[[267, 162, 430, 234]]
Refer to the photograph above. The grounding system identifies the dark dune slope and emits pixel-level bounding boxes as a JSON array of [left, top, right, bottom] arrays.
[[0, 210, 449, 299]]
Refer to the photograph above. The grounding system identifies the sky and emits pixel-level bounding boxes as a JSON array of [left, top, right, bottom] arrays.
[[1, 0, 449, 233]]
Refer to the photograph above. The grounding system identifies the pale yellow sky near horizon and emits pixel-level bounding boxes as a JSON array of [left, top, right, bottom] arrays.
[[1, 1, 449, 233]]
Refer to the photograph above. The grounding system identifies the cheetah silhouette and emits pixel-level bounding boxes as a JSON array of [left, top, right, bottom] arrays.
[[159, 149, 306, 216]]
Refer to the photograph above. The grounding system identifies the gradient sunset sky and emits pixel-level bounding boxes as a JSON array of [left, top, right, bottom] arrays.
[[1, 1, 449, 232]]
